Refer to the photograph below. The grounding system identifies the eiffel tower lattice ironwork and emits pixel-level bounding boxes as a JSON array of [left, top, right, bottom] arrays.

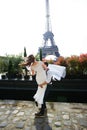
[[39, 0, 60, 58]]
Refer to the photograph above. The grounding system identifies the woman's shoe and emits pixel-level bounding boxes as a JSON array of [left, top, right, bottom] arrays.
[[35, 101, 38, 107]]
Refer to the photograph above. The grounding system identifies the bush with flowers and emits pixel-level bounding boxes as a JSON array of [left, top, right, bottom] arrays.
[[79, 54, 87, 76], [55, 54, 87, 79]]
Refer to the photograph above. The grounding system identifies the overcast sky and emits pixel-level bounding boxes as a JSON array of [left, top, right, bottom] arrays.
[[0, 0, 87, 57]]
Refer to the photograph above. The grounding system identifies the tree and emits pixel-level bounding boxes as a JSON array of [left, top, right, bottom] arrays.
[[39, 48, 42, 61], [24, 47, 28, 78], [0, 57, 9, 73], [24, 47, 27, 57]]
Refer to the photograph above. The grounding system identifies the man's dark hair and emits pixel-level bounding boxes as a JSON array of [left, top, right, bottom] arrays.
[[44, 62, 48, 67]]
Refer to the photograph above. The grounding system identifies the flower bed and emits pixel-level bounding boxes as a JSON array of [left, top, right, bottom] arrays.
[[54, 53, 87, 79]]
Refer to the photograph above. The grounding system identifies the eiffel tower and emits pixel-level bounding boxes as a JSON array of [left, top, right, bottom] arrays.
[[38, 0, 60, 58]]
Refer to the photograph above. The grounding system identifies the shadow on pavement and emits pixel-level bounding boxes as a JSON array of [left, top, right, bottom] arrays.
[[34, 111, 52, 130]]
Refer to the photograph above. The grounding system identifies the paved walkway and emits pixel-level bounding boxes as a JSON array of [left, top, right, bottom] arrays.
[[0, 100, 87, 130]]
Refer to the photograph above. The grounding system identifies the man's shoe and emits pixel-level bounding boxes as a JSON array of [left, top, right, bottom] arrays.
[[35, 112, 44, 117], [39, 108, 47, 112]]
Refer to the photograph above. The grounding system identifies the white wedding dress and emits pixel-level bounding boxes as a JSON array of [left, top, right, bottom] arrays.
[[48, 64, 66, 81], [31, 61, 47, 105]]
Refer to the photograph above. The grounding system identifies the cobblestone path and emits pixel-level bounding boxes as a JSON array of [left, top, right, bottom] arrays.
[[0, 100, 87, 130]]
